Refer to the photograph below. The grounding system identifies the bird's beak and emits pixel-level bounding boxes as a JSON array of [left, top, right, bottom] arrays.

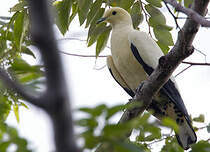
[[96, 17, 107, 24]]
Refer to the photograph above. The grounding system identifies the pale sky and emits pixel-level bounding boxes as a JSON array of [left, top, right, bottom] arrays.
[[2, 1, 210, 152]]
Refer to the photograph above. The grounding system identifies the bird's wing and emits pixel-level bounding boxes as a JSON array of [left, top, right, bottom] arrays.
[[107, 56, 135, 97], [128, 31, 190, 121]]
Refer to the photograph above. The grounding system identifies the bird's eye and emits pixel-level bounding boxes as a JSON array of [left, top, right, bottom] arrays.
[[112, 11, 117, 15]]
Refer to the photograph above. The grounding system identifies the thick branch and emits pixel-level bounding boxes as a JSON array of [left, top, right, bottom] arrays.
[[28, 1, 79, 152], [0, 68, 43, 107], [164, 0, 210, 27]]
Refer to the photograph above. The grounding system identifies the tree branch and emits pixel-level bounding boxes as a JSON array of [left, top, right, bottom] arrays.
[[164, 0, 210, 27], [60, 51, 108, 58], [0, 68, 44, 108], [27, 0, 80, 152], [182, 61, 210, 66]]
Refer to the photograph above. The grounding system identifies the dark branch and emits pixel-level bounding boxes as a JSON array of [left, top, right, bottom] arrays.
[[0, 68, 43, 107], [164, 0, 210, 27], [175, 65, 192, 77], [182, 61, 210, 66], [163, 1, 181, 29], [28, 0, 80, 152]]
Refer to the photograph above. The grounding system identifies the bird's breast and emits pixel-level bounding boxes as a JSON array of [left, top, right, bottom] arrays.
[[111, 30, 147, 91]]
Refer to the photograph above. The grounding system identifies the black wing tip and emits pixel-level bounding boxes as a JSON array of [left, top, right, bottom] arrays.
[[176, 134, 197, 150]]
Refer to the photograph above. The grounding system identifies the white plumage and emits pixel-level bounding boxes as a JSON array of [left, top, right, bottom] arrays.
[[98, 7, 196, 150]]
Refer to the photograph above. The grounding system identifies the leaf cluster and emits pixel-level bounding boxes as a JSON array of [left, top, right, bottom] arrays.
[[76, 103, 210, 152], [0, 122, 32, 152], [0, 0, 44, 140]]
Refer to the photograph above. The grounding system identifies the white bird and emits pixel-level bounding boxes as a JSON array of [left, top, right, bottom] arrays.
[[97, 7, 196, 150]]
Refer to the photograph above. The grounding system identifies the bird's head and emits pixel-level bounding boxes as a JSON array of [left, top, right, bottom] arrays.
[[97, 7, 133, 28]]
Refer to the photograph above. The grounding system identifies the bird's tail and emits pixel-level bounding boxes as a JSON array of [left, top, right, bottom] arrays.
[[175, 118, 197, 150]]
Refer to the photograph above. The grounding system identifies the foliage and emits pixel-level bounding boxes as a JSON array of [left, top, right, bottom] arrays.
[[0, 0, 43, 150], [76, 103, 210, 152], [0, 0, 209, 151], [0, 123, 32, 152]]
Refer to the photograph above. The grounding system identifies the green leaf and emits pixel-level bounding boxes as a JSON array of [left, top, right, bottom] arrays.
[[144, 125, 161, 141], [79, 104, 107, 117], [157, 41, 170, 55], [85, 0, 103, 28], [161, 137, 184, 152], [120, 0, 135, 10], [10, 1, 27, 12], [0, 96, 11, 121], [13, 103, 19, 123], [109, 0, 121, 6], [54, 0, 72, 35], [106, 104, 126, 120], [87, 23, 111, 47], [80, 130, 99, 149], [0, 38, 7, 53], [20, 102, 29, 109], [184, 0, 193, 8], [69, 3, 78, 26], [96, 29, 111, 57], [193, 114, 205, 123], [76, 118, 98, 128], [153, 27, 174, 46], [145, 4, 166, 26], [162, 117, 179, 133], [103, 123, 131, 139], [191, 140, 210, 152], [10, 58, 42, 74], [21, 46, 36, 58], [13, 11, 25, 50], [131, 2, 143, 28], [114, 141, 144, 152], [145, 0, 162, 8], [77, 0, 93, 25], [88, 8, 105, 27], [18, 72, 42, 83], [0, 141, 11, 152]]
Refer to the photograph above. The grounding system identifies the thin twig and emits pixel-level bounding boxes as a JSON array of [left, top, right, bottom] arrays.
[[139, 0, 152, 37], [197, 125, 209, 130], [0, 16, 11, 20], [58, 37, 86, 42], [182, 61, 210, 66], [175, 65, 192, 77], [194, 48, 207, 63], [59, 51, 108, 58], [177, 17, 210, 20], [93, 64, 107, 70], [163, 1, 181, 29], [147, 135, 175, 146], [58, 37, 111, 49]]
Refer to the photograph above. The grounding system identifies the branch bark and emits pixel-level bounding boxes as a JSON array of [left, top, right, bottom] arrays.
[[164, 0, 210, 27], [0, 68, 43, 107], [28, 1, 79, 152]]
